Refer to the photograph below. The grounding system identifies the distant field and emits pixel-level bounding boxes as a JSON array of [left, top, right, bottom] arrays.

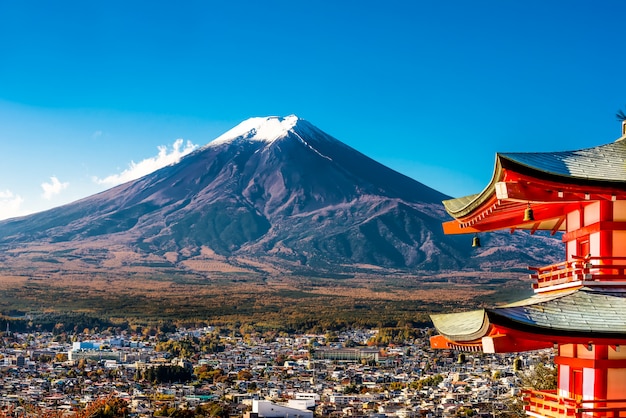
[[0, 256, 530, 331]]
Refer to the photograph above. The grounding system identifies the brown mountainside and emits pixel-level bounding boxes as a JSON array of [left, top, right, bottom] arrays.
[[0, 116, 562, 279]]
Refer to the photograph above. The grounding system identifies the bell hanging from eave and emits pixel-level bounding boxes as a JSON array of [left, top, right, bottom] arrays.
[[523, 203, 534, 222], [472, 234, 481, 248]]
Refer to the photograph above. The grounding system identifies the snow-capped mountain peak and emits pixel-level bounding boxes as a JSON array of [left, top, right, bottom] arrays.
[[209, 115, 300, 147], [0, 115, 562, 275]]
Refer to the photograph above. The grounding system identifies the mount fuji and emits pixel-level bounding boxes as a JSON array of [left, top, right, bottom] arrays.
[[0, 115, 561, 276]]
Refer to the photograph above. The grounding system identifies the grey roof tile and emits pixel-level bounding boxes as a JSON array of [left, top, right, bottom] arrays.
[[500, 138, 626, 182], [492, 289, 626, 334], [443, 138, 626, 219], [430, 310, 489, 342]]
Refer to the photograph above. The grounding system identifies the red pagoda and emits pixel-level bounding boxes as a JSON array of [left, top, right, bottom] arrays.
[[430, 123, 626, 417]]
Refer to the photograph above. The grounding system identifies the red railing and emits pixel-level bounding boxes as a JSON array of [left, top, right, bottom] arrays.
[[529, 256, 626, 291], [522, 389, 626, 417]]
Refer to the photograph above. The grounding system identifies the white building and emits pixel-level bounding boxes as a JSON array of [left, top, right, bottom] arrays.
[[251, 399, 313, 418]]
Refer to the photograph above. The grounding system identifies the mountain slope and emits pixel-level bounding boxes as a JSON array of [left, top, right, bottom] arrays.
[[0, 115, 561, 275]]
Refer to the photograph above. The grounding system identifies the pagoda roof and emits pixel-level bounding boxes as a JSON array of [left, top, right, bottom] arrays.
[[492, 287, 626, 337], [431, 288, 626, 344], [442, 137, 626, 234], [429, 309, 490, 342], [500, 138, 626, 184]]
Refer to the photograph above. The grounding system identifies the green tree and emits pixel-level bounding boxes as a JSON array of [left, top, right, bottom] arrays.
[[141, 365, 193, 383], [519, 363, 557, 390], [456, 406, 476, 417], [504, 361, 558, 417]]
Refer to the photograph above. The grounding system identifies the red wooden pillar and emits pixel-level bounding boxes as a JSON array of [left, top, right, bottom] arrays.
[[599, 201, 613, 258], [593, 344, 608, 410]]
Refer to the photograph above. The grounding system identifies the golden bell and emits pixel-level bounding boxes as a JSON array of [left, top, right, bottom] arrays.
[[523, 204, 534, 222], [472, 235, 481, 248]]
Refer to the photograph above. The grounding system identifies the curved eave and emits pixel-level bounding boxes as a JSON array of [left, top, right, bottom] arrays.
[[443, 156, 504, 219], [430, 309, 490, 342], [442, 149, 626, 235], [444, 148, 626, 220], [430, 288, 626, 352], [429, 308, 557, 353]]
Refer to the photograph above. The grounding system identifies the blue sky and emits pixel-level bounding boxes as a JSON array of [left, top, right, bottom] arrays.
[[1, 1, 626, 220]]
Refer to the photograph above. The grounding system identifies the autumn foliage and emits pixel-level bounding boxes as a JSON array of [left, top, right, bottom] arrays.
[[0, 396, 129, 418]]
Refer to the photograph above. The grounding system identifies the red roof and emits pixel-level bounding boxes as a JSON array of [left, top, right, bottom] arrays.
[[442, 137, 626, 235]]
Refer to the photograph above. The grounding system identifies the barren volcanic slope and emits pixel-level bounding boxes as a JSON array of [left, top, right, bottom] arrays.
[[0, 115, 561, 279]]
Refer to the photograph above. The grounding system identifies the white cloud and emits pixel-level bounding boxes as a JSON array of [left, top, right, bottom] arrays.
[[92, 130, 103, 139], [0, 189, 26, 220], [41, 176, 69, 200], [94, 139, 198, 186]]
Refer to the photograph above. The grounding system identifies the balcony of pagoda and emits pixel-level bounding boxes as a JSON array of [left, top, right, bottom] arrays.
[[529, 256, 626, 293], [522, 389, 626, 418]]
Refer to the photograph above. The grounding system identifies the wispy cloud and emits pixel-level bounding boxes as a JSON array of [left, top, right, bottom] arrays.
[[94, 139, 198, 186], [0, 189, 25, 220], [41, 176, 69, 200]]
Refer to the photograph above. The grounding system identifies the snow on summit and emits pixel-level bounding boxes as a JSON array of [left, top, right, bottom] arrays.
[[210, 115, 300, 146]]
